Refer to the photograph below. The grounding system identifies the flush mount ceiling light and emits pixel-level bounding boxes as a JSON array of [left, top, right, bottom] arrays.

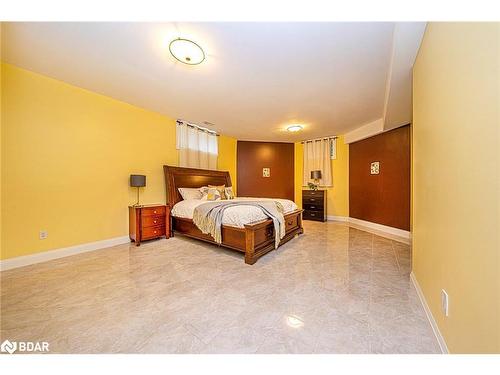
[[169, 38, 205, 65], [287, 125, 303, 132]]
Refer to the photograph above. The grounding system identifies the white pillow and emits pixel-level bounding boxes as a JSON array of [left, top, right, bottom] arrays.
[[178, 187, 203, 200]]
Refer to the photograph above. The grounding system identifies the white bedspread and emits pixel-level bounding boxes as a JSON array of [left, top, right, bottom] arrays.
[[171, 197, 298, 228]]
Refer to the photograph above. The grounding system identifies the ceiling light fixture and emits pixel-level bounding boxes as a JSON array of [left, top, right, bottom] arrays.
[[169, 38, 205, 65], [287, 125, 303, 132]]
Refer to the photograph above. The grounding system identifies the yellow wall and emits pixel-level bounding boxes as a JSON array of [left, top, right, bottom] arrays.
[[0, 63, 237, 260], [413, 23, 499, 353], [294, 136, 349, 217], [294, 143, 304, 208], [217, 135, 237, 193]]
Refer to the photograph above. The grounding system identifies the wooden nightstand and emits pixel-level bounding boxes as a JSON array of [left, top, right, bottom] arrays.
[[129, 204, 171, 246], [302, 190, 327, 222]]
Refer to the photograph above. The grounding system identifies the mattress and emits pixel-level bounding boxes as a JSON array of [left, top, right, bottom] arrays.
[[171, 197, 298, 228]]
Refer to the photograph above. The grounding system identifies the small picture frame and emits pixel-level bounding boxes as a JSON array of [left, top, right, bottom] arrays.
[[262, 168, 271, 177], [370, 162, 380, 175]]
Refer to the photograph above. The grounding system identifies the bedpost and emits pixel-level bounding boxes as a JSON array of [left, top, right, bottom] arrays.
[[297, 212, 304, 235], [244, 227, 257, 265]]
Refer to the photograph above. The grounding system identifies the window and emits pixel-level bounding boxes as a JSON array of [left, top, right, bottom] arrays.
[[176, 120, 218, 170], [302, 137, 335, 186]]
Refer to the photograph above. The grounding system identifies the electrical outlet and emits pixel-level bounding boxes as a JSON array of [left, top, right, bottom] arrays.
[[441, 289, 449, 317], [39, 230, 48, 240]]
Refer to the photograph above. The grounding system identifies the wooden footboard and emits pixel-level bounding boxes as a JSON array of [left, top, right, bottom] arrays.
[[244, 209, 304, 264], [172, 209, 304, 264]]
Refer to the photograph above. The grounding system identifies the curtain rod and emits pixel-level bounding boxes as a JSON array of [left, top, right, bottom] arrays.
[[176, 119, 219, 137], [301, 135, 337, 144]]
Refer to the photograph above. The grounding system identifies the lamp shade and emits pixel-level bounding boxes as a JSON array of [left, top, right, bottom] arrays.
[[311, 170, 322, 180], [130, 174, 146, 187]]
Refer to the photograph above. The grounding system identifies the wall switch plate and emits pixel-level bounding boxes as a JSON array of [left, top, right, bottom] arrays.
[[39, 230, 48, 240], [370, 161, 380, 174], [441, 289, 449, 317], [262, 168, 270, 177]]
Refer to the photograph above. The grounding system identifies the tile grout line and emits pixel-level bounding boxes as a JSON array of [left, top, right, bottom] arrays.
[[391, 239, 402, 275]]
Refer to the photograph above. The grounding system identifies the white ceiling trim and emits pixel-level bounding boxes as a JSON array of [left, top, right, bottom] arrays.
[[344, 118, 384, 144], [344, 22, 426, 143], [383, 22, 426, 131]]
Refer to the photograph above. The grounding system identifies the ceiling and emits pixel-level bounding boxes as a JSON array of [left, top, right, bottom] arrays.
[[1, 22, 424, 142]]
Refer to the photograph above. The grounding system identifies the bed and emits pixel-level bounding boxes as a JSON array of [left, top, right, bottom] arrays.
[[163, 165, 304, 264]]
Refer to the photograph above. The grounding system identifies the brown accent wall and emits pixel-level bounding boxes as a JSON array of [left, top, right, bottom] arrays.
[[349, 125, 410, 230], [237, 141, 295, 200]]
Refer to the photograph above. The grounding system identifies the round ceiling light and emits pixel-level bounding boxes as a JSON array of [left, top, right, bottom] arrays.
[[169, 38, 205, 65], [287, 125, 303, 132]]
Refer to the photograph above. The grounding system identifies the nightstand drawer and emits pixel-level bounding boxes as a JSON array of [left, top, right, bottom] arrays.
[[303, 190, 325, 197], [303, 203, 323, 211], [303, 210, 324, 221], [142, 225, 165, 240], [141, 215, 165, 228], [142, 206, 165, 216], [303, 196, 324, 205]]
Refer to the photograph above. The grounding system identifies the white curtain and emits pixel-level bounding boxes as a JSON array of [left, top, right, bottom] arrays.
[[176, 121, 218, 170], [303, 138, 333, 187]]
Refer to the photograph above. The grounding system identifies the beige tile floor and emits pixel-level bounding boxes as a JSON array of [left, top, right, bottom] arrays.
[[0, 221, 440, 354]]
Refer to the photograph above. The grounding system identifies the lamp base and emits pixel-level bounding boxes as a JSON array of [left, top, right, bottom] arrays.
[[307, 182, 319, 191], [132, 187, 141, 207]]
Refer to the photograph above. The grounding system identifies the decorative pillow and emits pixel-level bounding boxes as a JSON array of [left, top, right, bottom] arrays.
[[224, 186, 235, 199], [199, 186, 209, 197], [178, 187, 203, 200], [208, 184, 227, 200], [200, 187, 221, 201]]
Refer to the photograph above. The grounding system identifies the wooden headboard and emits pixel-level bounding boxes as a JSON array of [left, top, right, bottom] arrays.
[[163, 165, 232, 206]]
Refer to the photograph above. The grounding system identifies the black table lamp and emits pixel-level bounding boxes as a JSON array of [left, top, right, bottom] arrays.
[[130, 174, 146, 206], [310, 170, 322, 190]]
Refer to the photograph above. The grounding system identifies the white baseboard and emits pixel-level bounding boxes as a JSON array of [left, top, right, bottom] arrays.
[[410, 272, 449, 354], [326, 215, 411, 244], [0, 235, 130, 271], [346, 217, 411, 244], [327, 215, 349, 222]]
